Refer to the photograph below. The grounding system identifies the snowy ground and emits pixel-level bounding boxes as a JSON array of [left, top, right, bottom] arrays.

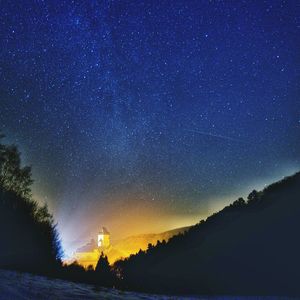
[[0, 269, 199, 300], [0, 269, 297, 300]]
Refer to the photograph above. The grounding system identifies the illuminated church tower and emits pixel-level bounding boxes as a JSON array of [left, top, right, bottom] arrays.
[[97, 227, 110, 248]]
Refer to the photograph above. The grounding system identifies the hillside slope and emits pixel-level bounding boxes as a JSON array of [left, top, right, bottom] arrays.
[[110, 226, 191, 260], [117, 172, 300, 296], [74, 226, 190, 266]]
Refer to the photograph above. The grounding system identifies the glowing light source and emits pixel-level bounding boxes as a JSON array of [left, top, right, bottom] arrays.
[[97, 227, 110, 248]]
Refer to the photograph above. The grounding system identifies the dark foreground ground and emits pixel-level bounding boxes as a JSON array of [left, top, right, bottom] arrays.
[[0, 269, 199, 300], [0, 269, 297, 300]]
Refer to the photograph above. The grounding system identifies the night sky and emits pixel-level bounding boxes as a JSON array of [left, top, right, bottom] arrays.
[[1, 0, 299, 255]]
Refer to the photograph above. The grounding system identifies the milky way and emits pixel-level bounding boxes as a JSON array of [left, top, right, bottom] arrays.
[[0, 1, 299, 254]]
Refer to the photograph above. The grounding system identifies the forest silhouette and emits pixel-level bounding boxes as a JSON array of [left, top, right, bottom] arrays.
[[114, 171, 300, 296], [1, 133, 299, 296], [0, 134, 62, 274]]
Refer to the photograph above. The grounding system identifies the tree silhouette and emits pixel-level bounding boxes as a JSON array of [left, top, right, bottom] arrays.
[[0, 140, 33, 198], [0, 133, 62, 274], [95, 252, 113, 286], [247, 189, 260, 204]]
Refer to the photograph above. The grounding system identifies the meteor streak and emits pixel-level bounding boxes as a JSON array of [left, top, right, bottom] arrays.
[[185, 129, 246, 143]]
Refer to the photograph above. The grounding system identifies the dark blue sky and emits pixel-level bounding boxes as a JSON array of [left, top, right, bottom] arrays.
[[1, 0, 299, 254]]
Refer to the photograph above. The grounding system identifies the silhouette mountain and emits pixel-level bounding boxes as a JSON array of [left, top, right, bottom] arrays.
[[115, 172, 300, 296]]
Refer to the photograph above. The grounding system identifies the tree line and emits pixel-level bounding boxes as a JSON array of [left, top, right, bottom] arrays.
[[0, 133, 62, 273], [112, 171, 300, 296]]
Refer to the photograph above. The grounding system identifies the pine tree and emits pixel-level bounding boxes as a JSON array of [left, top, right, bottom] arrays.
[[95, 252, 112, 286]]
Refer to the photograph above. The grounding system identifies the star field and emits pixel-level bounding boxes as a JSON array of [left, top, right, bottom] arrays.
[[0, 0, 299, 253]]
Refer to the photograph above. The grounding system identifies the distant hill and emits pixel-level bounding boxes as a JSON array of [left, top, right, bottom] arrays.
[[110, 226, 191, 261], [74, 226, 190, 266], [115, 172, 300, 296]]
